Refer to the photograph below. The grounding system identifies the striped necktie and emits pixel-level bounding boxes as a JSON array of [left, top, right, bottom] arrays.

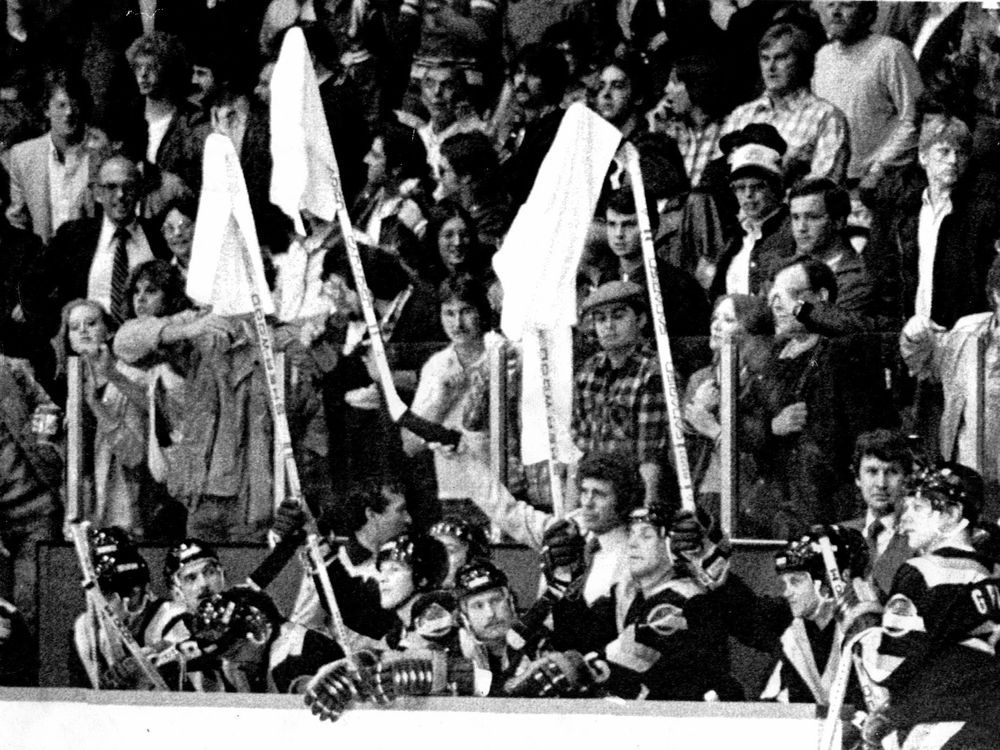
[[110, 227, 130, 323]]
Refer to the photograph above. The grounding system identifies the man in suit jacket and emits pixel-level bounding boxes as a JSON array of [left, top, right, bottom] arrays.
[[3, 69, 108, 243], [839, 429, 916, 601], [38, 153, 169, 333]]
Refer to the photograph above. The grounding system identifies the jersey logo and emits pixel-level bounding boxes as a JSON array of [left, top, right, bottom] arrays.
[[644, 603, 688, 637], [882, 594, 925, 636]]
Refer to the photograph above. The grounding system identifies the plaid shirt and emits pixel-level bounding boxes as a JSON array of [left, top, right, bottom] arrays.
[[666, 120, 722, 187], [572, 345, 667, 465], [720, 88, 849, 183]]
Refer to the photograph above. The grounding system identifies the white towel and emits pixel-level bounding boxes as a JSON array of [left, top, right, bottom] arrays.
[[492, 103, 621, 465], [269, 26, 339, 236], [186, 133, 274, 316]]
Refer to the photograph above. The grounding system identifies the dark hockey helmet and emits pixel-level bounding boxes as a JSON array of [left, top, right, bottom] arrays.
[[163, 538, 221, 585], [191, 587, 281, 654], [627, 503, 673, 536], [907, 462, 984, 525], [429, 517, 490, 560], [377, 533, 449, 592], [91, 526, 149, 597], [454, 559, 509, 601]]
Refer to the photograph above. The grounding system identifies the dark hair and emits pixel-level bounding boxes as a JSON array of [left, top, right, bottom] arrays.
[[514, 43, 569, 106], [377, 121, 430, 186], [604, 188, 660, 234], [851, 429, 913, 476], [788, 177, 851, 224], [205, 82, 251, 112], [599, 50, 649, 111], [672, 55, 729, 121], [777, 254, 839, 304], [341, 481, 405, 534], [297, 23, 341, 74], [40, 68, 91, 120], [159, 193, 199, 225], [125, 259, 190, 319], [324, 239, 410, 299], [125, 32, 191, 105], [577, 451, 644, 521], [438, 273, 491, 334], [759, 22, 816, 86], [540, 20, 591, 69], [424, 200, 487, 277], [439, 131, 499, 181]]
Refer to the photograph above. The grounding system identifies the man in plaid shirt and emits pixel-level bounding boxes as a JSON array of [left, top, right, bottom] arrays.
[[720, 22, 849, 184], [573, 281, 667, 508]]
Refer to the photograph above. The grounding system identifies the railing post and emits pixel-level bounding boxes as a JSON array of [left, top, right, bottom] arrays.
[[66, 356, 84, 523], [487, 342, 508, 543], [719, 339, 739, 537]]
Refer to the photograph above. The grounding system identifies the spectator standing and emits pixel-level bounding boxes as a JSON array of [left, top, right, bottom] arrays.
[[43, 154, 170, 331], [813, 1, 923, 187], [3, 69, 108, 243], [901, 257, 1000, 519], [125, 32, 207, 193], [720, 22, 849, 184], [866, 110, 998, 331]]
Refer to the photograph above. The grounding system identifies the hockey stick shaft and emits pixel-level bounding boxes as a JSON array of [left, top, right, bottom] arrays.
[[624, 145, 695, 512], [306, 533, 356, 669], [537, 328, 566, 518]]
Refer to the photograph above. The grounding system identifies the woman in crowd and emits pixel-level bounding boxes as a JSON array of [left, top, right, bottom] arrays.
[[53, 299, 151, 537], [423, 201, 499, 314], [158, 194, 197, 277], [683, 293, 772, 517], [402, 274, 502, 519]]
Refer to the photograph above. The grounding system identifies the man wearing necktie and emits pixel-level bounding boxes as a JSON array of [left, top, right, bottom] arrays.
[[838, 430, 916, 601], [37, 154, 169, 335]]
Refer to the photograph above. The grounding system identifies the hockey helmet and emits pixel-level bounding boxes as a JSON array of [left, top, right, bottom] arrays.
[[907, 462, 984, 525], [627, 503, 673, 535], [163, 538, 220, 585], [91, 527, 149, 597], [454, 559, 509, 601], [429, 517, 490, 560], [376, 533, 449, 592]]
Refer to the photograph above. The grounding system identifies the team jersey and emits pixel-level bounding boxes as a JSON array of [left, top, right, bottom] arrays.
[[872, 546, 1000, 729]]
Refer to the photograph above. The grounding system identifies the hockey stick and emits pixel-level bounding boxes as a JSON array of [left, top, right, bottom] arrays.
[[815, 532, 886, 750], [69, 522, 169, 691], [624, 144, 695, 513], [321, 157, 462, 449], [305, 533, 357, 670], [537, 328, 566, 518]]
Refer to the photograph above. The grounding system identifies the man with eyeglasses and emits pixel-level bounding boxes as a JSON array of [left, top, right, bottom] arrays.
[[41, 152, 170, 328]]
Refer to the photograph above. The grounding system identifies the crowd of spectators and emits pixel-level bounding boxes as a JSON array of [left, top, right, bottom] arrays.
[[2, 3, 1000, 736]]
